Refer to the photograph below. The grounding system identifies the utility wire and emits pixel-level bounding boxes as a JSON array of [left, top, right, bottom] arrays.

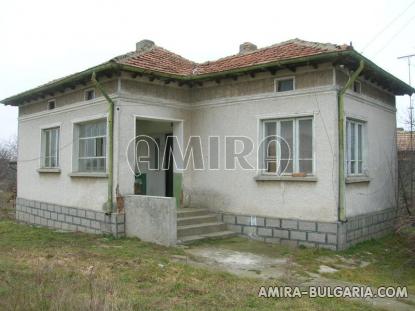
[[361, 0, 415, 53], [372, 14, 415, 57]]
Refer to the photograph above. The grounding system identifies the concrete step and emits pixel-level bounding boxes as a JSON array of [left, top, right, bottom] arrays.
[[177, 208, 210, 218], [177, 214, 218, 226], [178, 230, 237, 244], [177, 222, 227, 237]]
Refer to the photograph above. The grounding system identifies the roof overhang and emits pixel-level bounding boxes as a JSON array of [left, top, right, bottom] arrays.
[[2, 49, 413, 106]]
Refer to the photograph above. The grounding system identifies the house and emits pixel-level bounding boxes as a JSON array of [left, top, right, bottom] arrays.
[[397, 128, 415, 160], [2, 39, 413, 250]]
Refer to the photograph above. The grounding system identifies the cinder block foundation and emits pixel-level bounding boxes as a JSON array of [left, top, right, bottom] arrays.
[[15, 197, 125, 237], [219, 208, 397, 251]]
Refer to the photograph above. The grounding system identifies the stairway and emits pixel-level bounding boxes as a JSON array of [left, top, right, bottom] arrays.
[[177, 208, 236, 244]]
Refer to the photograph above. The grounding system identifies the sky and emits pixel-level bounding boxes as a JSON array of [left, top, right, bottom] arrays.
[[0, 0, 414, 142]]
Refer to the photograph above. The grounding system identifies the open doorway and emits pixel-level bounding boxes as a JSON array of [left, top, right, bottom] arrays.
[[134, 118, 178, 197]]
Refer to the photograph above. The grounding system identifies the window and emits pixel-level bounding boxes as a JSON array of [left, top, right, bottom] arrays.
[[77, 119, 106, 172], [47, 100, 56, 110], [346, 119, 365, 175], [84, 89, 96, 101], [353, 81, 361, 93], [275, 77, 295, 92], [262, 117, 313, 175], [41, 127, 59, 168]]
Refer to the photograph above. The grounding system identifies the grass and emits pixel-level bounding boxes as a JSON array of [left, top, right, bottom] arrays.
[[0, 219, 382, 311], [200, 234, 415, 294], [329, 235, 415, 292]]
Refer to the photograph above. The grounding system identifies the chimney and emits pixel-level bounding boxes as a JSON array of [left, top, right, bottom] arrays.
[[136, 39, 155, 52], [239, 42, 257, 54]]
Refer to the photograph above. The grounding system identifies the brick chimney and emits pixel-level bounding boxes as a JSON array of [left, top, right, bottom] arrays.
[[136, 39, 155, 52], [239, 42, 257, 54]]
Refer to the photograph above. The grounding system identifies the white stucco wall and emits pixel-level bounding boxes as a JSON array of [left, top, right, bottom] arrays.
[[15, 65, 398, 222], [188, 87, 339, 222], [344, 92, 397, 217], [17, 99, 109, 210]]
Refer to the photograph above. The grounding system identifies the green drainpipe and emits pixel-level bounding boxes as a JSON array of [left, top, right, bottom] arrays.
[[91, 72, 114, 214], [337, 60, 364, 222]]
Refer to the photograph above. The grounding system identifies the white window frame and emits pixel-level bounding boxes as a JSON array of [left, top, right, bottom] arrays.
[[41, 127, 60, 168], [346, 119, 366, 176], [274, 76, 295, 93], [84, 88, 96, 101], [261, 116, 314, 175], [73, 118, 107, 173]]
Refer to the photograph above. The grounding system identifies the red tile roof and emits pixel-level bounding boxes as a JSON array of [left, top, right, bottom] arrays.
[[114, 39, 350, 77]]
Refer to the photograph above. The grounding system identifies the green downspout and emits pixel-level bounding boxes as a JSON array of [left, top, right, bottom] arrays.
[[337, 60, 364, 222], [92, 72, 114, 214]]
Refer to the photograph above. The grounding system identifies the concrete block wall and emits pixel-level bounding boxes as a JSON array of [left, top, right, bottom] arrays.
[[15, 198, 125, 237], [221, 213, 338, 250], [342, 208, 397, 249], [221, 208, 397, 251]]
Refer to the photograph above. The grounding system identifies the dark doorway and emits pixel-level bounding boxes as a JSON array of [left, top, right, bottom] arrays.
[[164, 134, 174, 197]]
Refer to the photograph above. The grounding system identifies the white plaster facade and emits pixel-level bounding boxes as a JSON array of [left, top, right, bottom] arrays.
[[15, 63, 398, 224]]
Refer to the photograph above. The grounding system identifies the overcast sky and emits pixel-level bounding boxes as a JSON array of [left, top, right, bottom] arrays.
[[1, 0, 414, 142]]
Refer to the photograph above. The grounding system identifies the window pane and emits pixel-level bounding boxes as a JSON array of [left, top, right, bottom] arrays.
[[299, 160, 313, 174], [265, 122, 276, 157], [266, 160, 277, 173], [280, 121, 293, 160], [96, 137, 104, 157], [299, 119, 313, 159], [280, 159, 293, 174], [42, 128, 59, 168], [45, 131, 51, 158], [358, 124, 362, 161], [77, 120, 107, 172], [280, 120, 293, 174], [278, 79, 294, 92], [350, 122, 355, 161]]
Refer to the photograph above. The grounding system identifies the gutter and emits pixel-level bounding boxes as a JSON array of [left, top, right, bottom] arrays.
[[337, 60, 364, 222], [91, 72, 114, 214]]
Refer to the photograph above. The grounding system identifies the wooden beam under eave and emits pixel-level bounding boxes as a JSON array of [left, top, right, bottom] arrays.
[[215, 79, 221, 84], [148, 76, 155, 82]]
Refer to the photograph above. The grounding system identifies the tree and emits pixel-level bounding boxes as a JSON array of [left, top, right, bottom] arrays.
[[0, 136, 17, 192]]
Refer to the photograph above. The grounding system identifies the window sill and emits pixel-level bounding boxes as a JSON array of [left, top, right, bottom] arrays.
[[254, 175, 317, 182], [37, 168, 61, 174], [69, 172, 108, 178], [345, 176, 370, 184]]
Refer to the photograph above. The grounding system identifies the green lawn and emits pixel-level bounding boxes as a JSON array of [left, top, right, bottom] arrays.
[[0, 203, 414, 310], [0, 220, 383, 311]]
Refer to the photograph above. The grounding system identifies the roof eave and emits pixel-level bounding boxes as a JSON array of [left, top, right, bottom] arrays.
[[2, 49, 413, 106], [1, 62, 119, 106]]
